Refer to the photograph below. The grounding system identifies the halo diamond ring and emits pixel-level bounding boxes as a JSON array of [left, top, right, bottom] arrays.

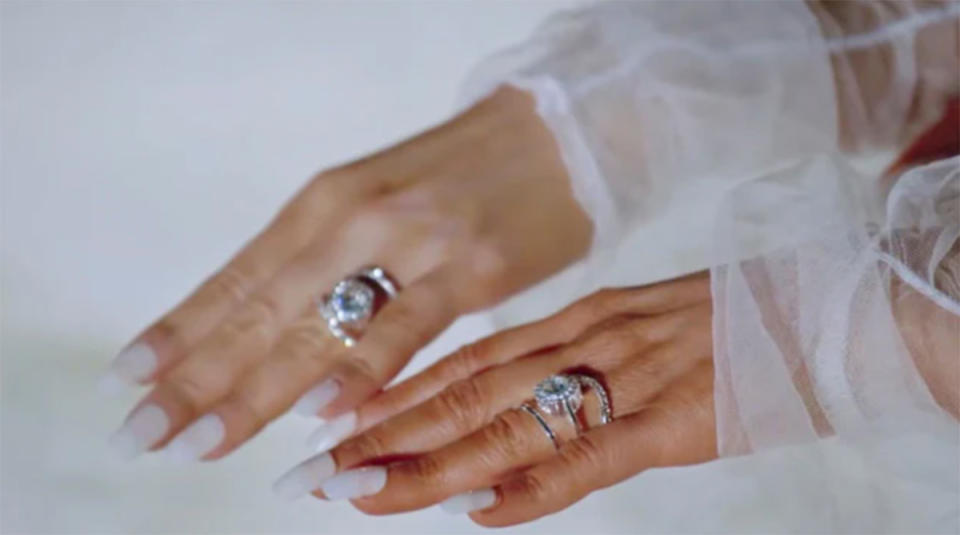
[[319, 266, 398, 347], [534, 374, 612, 433]]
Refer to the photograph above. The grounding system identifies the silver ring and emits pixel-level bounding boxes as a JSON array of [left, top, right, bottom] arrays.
[[519, 403, 560, 450], [319, 266, 399, 347], [575, 375, 612, 425], [534, 374, 612, 433]]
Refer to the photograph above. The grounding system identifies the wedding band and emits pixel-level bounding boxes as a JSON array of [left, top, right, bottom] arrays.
[[319, 266, 399, 347], [519, 403, 560, 450], [575, 375, 612, 425], [534, 374, 612, 433]]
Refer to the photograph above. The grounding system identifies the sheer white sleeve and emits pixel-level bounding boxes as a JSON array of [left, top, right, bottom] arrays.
[[460, 3, 959, 530], [461, 1, 959, 256]]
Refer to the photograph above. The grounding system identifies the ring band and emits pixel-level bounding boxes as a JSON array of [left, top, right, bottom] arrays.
[[533, 373, 612, 434], [319, 266, 399, 347], [519, 403, 560, 450], [575, 375, 612, 425]]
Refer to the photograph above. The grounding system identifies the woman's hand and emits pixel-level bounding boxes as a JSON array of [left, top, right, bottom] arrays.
[[104, 87, 593, 461], [273, 273, 717, 527]]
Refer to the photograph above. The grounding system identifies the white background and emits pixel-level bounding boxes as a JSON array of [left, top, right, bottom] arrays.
[[2, 2, 681, 533]]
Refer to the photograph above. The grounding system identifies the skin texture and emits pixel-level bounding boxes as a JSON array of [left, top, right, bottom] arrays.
[[313, 273, 718, 527], [108, 87, 593, 458]]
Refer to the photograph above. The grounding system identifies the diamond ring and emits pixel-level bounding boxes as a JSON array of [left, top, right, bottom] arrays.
[[319, 266, 399, 347], [534, 374, 612, 434]]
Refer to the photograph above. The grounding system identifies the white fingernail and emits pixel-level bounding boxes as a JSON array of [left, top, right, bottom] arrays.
[[306, 411, 356, 452], [107, 404, 169, 460], [320, 466, 386, 501], [163, 413, 225, 462], [292, 379, 340, 417], [440, 488, 497, 514], [99, 342, 157, 395], [272, 452, 337, 502]]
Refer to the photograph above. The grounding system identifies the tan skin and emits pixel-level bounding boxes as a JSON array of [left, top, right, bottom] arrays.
[[109, 87, 595, 457], [301, 268, 958, 528], [317, 273, 718, 527]]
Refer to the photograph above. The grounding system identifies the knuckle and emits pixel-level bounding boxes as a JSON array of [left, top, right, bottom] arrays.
[[442, 342, 485, 381], [226, 388, 269, 433], [340, 356, 380, 387], [162, 374, 208, 417], [277, 324, 329, 364], [219, 295, 280, 344], [578, 287, 619, 317], [479, 412, 527, 462], [338, 430, 390, 465], [406, 453, 445, 485], [433, 379, 487, 433], [559, 434, 605, 471], [576, 326, 634, 365], [468, 242, 507, 283], [205, 266, 254, 306], [150, 317, 187, 355], [342, 205, 393, 246], [377, 303, 427, 346], [511, 471, 553, 503]]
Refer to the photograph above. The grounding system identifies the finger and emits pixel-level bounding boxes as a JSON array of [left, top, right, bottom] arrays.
[[311, 268, 461, 420], [327, 311, 681, 472], [339, 288, 592, 432], [469, 362, 717, 527], [191, 266, 460, 461], [100, 174, 364, 392], [270, 342, 588, 503], [339, 278, 711, 437], [161, 313, 345, 461], [344, 406, 559, 513], [319, 336, 709, 513], [107, 200, 446, 460]]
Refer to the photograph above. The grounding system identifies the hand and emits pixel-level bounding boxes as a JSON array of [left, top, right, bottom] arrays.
[[104, 87, 593, 461], [273, 273, 717, 527]]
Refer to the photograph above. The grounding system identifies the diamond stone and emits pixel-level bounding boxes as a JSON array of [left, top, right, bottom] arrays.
[[534, 375, 582, 416], [329, 278, 375, 323]]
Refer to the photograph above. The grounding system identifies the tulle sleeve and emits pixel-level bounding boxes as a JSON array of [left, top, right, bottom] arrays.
[[460, 1, 959, 256]]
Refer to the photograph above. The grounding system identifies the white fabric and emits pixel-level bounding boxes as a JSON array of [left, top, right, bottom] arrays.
[[462, 1, 960, 531]]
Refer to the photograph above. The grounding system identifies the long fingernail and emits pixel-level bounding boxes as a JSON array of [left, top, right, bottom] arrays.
[[306, 411, 356, 452], [320, 466, 386, 501], [107, 404, 169, 460], [440, 488, 497, 514], [98, 342, 157, 395], [292, 379, 340, 417], [163, 413, 225, 462], [272, 452, 337, 502]]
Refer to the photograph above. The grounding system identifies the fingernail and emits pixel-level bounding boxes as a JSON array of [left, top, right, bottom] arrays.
[[99, 342, 157, 395], [440, 488, 497, 514], [292, 379, 340, 417], [107, 404, 169, 460], [306, 411, 356, 452], [319, 466, 386, 501], [272, 452, 337, 502], [163, 413, 225, 462]]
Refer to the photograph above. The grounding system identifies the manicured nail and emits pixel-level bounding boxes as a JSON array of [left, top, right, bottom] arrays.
[[163, 413, 225, 462], [107, 404, 169, 460], [320, 466, 386, 501], [292, 379, 340, 417], [272, 452, 337, 502], [440, 488, 497, 514], [98, 342, 157, 395], [306, 411, 356, 452]]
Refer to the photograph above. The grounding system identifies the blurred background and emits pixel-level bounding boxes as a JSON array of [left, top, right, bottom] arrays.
[[1, 1, 765, 534]]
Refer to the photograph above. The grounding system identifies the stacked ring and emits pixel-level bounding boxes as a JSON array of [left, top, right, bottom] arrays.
[[318, 266, 399, 347], [520, 373, 613, 449]]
